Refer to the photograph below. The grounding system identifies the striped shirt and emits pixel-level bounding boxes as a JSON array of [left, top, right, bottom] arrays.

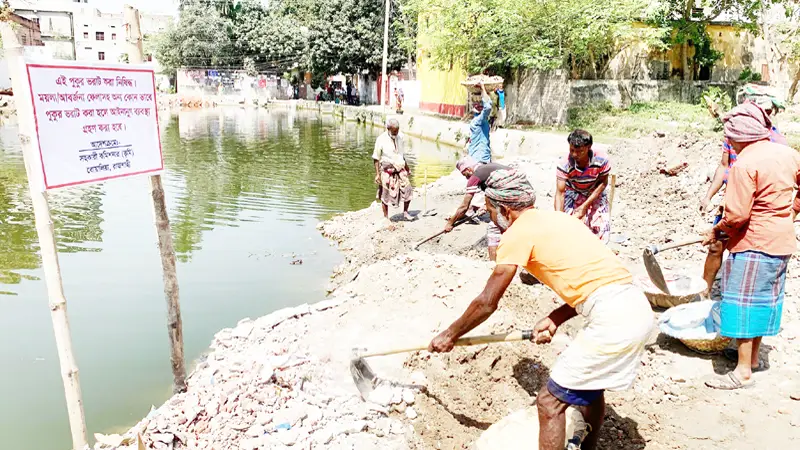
[[556, 150, 611, 196], [722, 126, 787, 184]]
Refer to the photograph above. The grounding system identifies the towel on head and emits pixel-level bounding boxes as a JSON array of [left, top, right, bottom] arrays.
[[484, 169, 536, 206], [723, 102, 772, 143], [456, 155, 480, 173]]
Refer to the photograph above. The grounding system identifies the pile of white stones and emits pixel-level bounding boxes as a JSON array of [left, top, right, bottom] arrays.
[[94, 300, 418, 450]]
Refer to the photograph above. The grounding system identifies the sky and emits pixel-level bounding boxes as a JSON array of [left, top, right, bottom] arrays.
[[97, 0, 178, 15]]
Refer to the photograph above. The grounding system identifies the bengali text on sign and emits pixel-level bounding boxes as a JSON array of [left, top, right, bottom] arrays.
[[26, 63, 163, 189]]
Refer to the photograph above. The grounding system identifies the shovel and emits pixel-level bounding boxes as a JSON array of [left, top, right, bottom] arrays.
[[350, 330, 533, 399], [412, 213, 479, 250], [643, 237, 704, 294]]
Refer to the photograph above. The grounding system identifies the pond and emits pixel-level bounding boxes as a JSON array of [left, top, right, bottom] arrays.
[[0, 107, 458, 449]]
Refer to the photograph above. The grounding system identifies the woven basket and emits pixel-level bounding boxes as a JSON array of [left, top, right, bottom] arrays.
[[679, 335, 731, 354]]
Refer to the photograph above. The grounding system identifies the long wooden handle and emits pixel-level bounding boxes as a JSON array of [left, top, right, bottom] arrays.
[[358, 330, 532, 359], [413, 214, 476, 249], [656, 237, 704, 253], [608, 173, 617, 215]]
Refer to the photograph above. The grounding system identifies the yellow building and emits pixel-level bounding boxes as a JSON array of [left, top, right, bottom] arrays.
[[415, 13, 468, 117]]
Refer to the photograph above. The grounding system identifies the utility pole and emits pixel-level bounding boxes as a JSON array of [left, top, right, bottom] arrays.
[[381, 0, 390, 111], [124, 4, 187, 394], [0, 23, 88, 450]]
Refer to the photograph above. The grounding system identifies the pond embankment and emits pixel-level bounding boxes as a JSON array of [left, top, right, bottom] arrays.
[[98, 129, 800, 449]]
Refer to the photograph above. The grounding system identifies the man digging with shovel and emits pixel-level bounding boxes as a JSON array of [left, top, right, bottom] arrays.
[[429, 169, 654, 450], [442, 155, 508, 261]]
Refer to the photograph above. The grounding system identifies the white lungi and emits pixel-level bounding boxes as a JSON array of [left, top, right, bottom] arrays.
[[550, 284, 654, 391]]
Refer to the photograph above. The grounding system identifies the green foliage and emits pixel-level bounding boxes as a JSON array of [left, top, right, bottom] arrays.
[[406, 0, 655, 75], [243, 57, 257, 76], [701, 86, 733, 112], [566, 101, 717, 138], [154, 2, 234, 75], [164, 0, 407, 77], [567, 101, 615, 129], [644, 1, 800, 79], [738, 67, 762, 81]]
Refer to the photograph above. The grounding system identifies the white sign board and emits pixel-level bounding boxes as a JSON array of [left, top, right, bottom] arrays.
[[25, 63, 163, 190]]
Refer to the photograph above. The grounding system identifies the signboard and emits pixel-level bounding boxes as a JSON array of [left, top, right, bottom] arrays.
[[26, 63, 163, 190]]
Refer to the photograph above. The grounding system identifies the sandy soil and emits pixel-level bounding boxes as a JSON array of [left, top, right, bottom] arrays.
[[111, 129, 800, 450], [319, 131, 800, 449]]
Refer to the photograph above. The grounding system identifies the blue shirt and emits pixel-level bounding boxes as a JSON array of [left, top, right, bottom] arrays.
[[468, 98, 492, 163], [497, 90, 505, 109]]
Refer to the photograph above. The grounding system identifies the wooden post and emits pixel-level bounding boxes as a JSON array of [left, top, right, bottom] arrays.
[[0, 24, 89, 450], [124, 4, 187, 393], [423, 167, 428, 212], [609, 173, 617, 215], [380, 0, 390, 111]]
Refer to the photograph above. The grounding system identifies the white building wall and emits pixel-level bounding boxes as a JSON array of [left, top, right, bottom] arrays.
[[74, 9, 124, 63]]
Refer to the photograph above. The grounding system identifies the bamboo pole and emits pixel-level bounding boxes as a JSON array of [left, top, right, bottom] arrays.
[[423, 167, 428, 212], [609, 173, 617, 215], [124, 4, 187, 393], [380, 0, 390, 111], [0, 24, 89, 450]]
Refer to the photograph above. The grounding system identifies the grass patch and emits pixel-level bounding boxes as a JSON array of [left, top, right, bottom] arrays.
[[566, 101, 719, 139]]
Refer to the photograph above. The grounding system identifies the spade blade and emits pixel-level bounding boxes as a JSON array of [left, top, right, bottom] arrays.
[[643, 247, 670, 294], [350, 349, 377, 400]]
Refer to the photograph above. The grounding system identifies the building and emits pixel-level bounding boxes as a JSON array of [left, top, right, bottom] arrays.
[[12, 0, 77, 60], [8, 11, 45, 47], [11, 1, 174, 63], [74, 8, 173, 63]]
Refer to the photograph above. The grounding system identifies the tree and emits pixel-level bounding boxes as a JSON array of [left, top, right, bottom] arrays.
[[761, 2, 800, 99], [305, 0, 406, 75], [407, 0, 655, 76], [154, 2, 235, 76], [646, 1, 798, 80]]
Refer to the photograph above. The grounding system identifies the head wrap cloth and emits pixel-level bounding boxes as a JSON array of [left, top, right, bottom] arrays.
[[723, 102, 772, 143], [484, 169, 536, 206], [456, 156, 479, 173]]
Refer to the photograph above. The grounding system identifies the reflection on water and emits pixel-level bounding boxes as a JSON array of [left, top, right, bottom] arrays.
[[0, 107, 457, 449], [0, 135, 105, 288]]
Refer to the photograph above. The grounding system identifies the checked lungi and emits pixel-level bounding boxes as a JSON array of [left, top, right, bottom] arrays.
[[720, 250, 790, 338]]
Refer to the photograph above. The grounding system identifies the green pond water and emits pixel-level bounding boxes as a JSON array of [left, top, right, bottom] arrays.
[[0, 107, 458, 449]]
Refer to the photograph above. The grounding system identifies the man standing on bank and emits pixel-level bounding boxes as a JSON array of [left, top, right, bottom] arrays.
[[443, 156, 510, 261], [429, 169, 654, 450], [373, 119, 413, 221], [703, 102, 800, 390], [699, 87, 788, 297]]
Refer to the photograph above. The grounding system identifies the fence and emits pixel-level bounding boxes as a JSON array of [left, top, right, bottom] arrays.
[[177, 68, 292, 99]]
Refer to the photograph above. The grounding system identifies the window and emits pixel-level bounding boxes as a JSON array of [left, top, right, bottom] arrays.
[[98, 52, 105, 61], [111, 33, 116, 40], [96, 32, 104, 41], [83, 32, 88, 39]]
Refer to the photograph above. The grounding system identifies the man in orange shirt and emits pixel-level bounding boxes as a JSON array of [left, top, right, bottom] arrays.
[[703, 102, 800, 390], [429, 169, 654, 450]]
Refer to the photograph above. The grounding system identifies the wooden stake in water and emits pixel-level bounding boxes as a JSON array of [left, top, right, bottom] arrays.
[[424, 167, 428, 212], [0, 23, 89, 450], [124, 4, 187, 393]]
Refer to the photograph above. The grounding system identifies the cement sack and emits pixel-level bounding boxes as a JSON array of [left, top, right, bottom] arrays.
[[473, 405, 585, 450]]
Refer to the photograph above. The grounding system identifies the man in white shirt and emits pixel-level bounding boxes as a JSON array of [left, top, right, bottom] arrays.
[[373, 119, 413, 221]]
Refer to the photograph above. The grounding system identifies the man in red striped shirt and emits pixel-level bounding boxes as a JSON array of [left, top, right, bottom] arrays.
[[554, 130, 612, 242]]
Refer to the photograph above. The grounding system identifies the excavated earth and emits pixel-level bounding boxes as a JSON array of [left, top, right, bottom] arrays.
[[99, 132, 800, 450]]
